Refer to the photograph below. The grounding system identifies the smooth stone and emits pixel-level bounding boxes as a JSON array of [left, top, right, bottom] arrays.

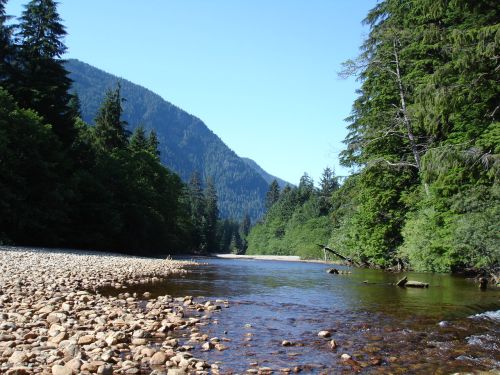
[[8, 351, 29, 364], [77, 335, 95, 345], [65, 357, 82, 373], [51, 364, 72, 375], [150, 351, 168, 365], [318, 330, 331, 338], [97, 364, 113, 375]]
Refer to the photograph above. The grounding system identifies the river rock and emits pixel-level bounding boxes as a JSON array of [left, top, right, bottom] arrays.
[[97, 363, 114, 375], [78, 334, 95, 345], [65, 357, 82, 373], [52, 364, 72, 375], [318, 330, 331, 338], [150, 351, 168, 365], [341, 353, 352, 361], [8, 351, 29, 364]]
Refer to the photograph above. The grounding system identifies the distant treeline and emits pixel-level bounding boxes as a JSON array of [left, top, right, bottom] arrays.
[[0, 0, 249, 255], [248, 0, 499, 274]]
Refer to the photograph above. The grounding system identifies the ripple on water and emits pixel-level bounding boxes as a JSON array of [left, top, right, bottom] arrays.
[[471, 309, 500, 322], [467, 333, 500, 351]]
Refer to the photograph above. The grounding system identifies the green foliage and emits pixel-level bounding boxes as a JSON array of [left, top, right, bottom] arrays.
[[94, 85, 128, 151], [0, 87, 66, 245], [202, 178, 219, 252], [265, 179, 280, 209], [0, 0, 14, 84], [247, 173, 334, 259], [12, 0, 75, 145], [332, 0, 499, 272], [249, 0, 498, 273]]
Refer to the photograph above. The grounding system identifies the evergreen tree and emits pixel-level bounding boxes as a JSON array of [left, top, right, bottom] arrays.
[[240, 213, 251, 237], [148, 129, 160, 159], [230, 232, 243, 254], [187, 171, 205, 249], [203, 177, 219, 252], [0, 88, 66, 245], [67, 92, 82, 120], [319, 167, 338, 196], [0, 0, 13, 84], [266, 179, 281, 209], [129, 125, 148, 153], [14, 0, 75, 145], [298, 173, 314, 203], [94, 84, 128, 151], [318, 167, 339, 215]]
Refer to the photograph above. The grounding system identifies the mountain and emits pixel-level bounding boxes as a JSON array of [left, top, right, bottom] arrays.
[[66, 59, 275, 221], [241, 158, 291, 189]]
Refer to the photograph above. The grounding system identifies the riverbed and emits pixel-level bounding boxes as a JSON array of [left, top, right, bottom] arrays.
[[103, 257, 500, 374]]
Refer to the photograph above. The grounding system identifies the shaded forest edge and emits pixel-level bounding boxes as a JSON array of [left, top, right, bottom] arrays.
[[247, 0, 499, 279], [0, 0, 250, 256]]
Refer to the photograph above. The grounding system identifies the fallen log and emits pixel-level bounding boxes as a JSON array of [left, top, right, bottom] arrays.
[[316, 245, 360, 266], [396, 276, 429, 288], [405, 281, 429, 288], [396, 276, 408, 287]]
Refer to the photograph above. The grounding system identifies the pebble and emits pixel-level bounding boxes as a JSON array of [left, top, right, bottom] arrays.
[[0, 247, 224, 375], [318, 330, 331, 338]]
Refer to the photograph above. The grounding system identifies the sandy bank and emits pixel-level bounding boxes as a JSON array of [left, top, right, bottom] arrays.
[[213, 253, 301, 261]]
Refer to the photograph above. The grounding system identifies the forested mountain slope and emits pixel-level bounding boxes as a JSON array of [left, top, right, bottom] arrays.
[[241, 157, 291, 188], [66, 59, 271, 220]]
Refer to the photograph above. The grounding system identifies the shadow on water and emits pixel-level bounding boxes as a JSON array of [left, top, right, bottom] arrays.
[[100, 258, 500, 373]]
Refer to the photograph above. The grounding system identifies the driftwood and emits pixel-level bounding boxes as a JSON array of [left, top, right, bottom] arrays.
[[396, 276, 429, 288], [317, 245, 360, 266]]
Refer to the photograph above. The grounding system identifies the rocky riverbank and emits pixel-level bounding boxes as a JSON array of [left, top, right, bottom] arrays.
[[0, 246, 227, 375]]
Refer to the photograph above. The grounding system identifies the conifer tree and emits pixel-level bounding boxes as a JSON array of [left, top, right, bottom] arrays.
[[129, 125, 148, 153], [187, 171, 205, 249], [0, 0, 13, 84], [67, 92, 82, 120], [14, 0, 74, 144], [240, 213, 251, 237], [94, 84, 128, 151], [265, 179, 280, 209], [203, 177, 219, 251], [147, 129, 160, 159], [318, 167, 338, 215]]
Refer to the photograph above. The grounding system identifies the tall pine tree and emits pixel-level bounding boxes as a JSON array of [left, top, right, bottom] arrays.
[[0, 0, 13, 84], [14, 0, 75, 145], [203, 177, 219, 252], [266, 179, 281, 209], [94, 84, 128, 151]]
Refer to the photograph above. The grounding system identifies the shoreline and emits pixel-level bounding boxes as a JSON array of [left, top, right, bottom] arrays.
[[211, 253, 343, 265], [0, 246, 225, 374]]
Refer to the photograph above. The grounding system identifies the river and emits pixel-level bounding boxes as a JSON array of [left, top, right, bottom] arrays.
[[103, 258, 500, 373]]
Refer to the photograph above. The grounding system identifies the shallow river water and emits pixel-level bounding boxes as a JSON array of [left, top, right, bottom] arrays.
[[105, 258, 500, 373]]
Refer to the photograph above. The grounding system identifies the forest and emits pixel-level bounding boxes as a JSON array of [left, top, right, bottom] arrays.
[[1, 0, 498, 275], [65, 58, 273, 222], [248, 0, 499, 274], [0, 0, 250, 255]]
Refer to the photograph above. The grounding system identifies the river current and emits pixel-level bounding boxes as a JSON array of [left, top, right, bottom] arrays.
[[103, 258, 500, 373]]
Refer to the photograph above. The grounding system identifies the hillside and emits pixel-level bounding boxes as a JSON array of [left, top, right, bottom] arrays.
[[241, 157, 291, 189], [66, 59, 273, 220]]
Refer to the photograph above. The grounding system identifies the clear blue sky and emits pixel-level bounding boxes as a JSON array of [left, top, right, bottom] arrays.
[[6, 0, 376, 185]]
